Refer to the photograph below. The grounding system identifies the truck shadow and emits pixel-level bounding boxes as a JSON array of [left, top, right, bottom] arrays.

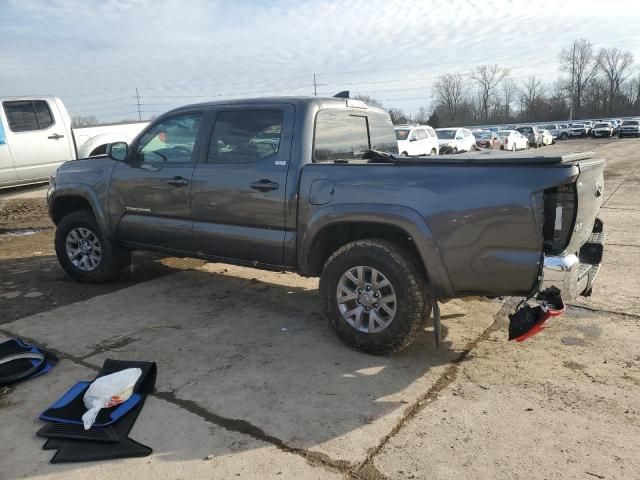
[[0, 256, 493, 475]]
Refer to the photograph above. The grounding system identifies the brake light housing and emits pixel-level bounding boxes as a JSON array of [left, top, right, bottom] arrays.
[[542, 183, 577, 254]]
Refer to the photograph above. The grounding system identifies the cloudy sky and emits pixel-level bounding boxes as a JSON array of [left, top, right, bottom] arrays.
[[2, 0, 639, 122]]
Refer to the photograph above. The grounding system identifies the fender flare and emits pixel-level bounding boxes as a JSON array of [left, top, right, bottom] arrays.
[[48, 184, 110, 237], [298, 203, 455, 298]]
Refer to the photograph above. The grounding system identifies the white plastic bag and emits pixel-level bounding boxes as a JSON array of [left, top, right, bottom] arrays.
[[81, 368, 142, 430]]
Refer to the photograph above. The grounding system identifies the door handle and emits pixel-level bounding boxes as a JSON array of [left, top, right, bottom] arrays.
[[48, 133, 64, 140], [166, 176, 190, 186], [250, 179, 279, 192]]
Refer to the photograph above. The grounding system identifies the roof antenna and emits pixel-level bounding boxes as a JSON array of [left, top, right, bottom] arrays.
[[333, 91, 350, 99]]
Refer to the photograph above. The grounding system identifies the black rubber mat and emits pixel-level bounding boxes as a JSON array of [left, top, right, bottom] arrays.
[[39, 359, 156, 462], [43, 398, 152, 463], [37, 422, 119, 443], [40, 360, 156, 425], [0, 338, 58, 386]]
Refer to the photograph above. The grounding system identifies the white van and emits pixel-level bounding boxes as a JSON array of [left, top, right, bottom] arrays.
[[394, 124, 439, 156], [0, 96, 148, 189]]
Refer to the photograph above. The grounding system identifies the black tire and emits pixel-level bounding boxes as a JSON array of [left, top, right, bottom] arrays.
[[452, 147, 458, 154], [561, 133, 568, 140], [55, 210, 130, 284], [320, 239, 431, 355], [618, 135, 623, 139]]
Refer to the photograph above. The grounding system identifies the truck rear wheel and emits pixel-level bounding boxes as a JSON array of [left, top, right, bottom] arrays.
[[320, 239, 430, 355], [55, 210, 130, 284]]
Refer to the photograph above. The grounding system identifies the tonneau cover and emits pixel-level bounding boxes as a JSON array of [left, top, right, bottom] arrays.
[[393, 151, 596, 166]]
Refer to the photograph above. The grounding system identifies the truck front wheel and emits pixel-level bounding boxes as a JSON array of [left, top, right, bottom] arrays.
[[320, 239, 430, 355], [54, 210, 130, 284]]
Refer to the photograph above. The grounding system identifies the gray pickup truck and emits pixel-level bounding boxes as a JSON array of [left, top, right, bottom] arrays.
[[47, 96, 606, 354]]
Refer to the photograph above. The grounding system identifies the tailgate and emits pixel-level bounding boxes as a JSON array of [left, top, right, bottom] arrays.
[[566, 157, 605, 252]]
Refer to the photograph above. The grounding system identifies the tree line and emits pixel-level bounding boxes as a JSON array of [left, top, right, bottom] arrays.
[[358, 38, 639, 127]]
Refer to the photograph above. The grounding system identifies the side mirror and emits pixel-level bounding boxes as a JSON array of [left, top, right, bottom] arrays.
[[409, 137, 417, 142], [107, 142, 128, 161], [455, 135, 463, 140]]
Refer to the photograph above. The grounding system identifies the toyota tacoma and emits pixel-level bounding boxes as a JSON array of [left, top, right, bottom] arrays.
[[47, 96, 606, 354]]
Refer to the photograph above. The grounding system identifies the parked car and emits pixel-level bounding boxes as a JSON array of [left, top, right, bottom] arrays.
[[475, 130, 501, 149], [556, 124, 571, 140], [435, 127, 476, 154], [570, 123, 588, 138], [591, 122, 614, 138], [497, 130, 528, 151], [45, 95, 607, 353], [515, 125, 543, 148], [618, 119, 640, 138], [0, 96, 148, 189], [395, 124, 439, 156], [540, 124, 559, 139], [539, 129, 554, 146], [612, 119, 622, 135]]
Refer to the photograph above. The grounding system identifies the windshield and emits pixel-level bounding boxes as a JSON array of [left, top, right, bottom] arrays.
[[477, 131, 492, 139], [516, 126, 532, 134], [436, 129, 456, 139], [622, 120, 639, 126], [394, 129, 410, 140], [497, 131, 512, 137], [594, 123, 609, 128], [572, 124, 584, 127]]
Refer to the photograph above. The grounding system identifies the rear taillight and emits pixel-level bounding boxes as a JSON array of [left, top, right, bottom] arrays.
[[543, 183, 577, 254]]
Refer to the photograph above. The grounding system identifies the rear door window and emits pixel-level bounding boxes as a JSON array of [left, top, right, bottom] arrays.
[[314, 110, 370, 161], [207, 109, 283, 164], [33, 101, 54, 129], [3, 100, 55, 132], [417, 129, 427, 140], [0, 118, 5, 144]]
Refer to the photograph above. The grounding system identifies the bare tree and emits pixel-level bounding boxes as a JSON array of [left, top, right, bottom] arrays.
[[71, 115, 98, 127], [387, 108, 408, 125], [470, 65, 509, 121], [432, 73, 466, 121], [519, 76, 544, 118], [501, 77, 517, 119], [559, 39, 599, 118], [597, 48, 635, 115], [413, 106, 431, 124], [353, 94, 383, 107]]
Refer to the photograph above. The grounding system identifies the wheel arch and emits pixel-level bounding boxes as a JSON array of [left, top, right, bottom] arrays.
[[298, 204, 455, 298], [49, 185, 110, 236]]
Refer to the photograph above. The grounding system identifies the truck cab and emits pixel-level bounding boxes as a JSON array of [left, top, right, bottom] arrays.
[[0, 96, 148, 189], [0, 97, 75, 187]]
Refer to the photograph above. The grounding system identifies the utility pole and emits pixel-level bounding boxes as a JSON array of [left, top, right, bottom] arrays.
[[135, 88, 142, 121], [569, 43, 575, 121], [312, 74, 327, 96]]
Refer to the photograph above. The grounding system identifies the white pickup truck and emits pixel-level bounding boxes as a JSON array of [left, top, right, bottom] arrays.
[[0, 96, 148, 189]]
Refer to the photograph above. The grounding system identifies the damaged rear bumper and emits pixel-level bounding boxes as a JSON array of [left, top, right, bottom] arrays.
[[539, 223, 605, 301]]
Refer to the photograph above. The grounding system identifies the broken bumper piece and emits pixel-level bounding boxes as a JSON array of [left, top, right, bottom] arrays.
[[508, 296, 566, 342]]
